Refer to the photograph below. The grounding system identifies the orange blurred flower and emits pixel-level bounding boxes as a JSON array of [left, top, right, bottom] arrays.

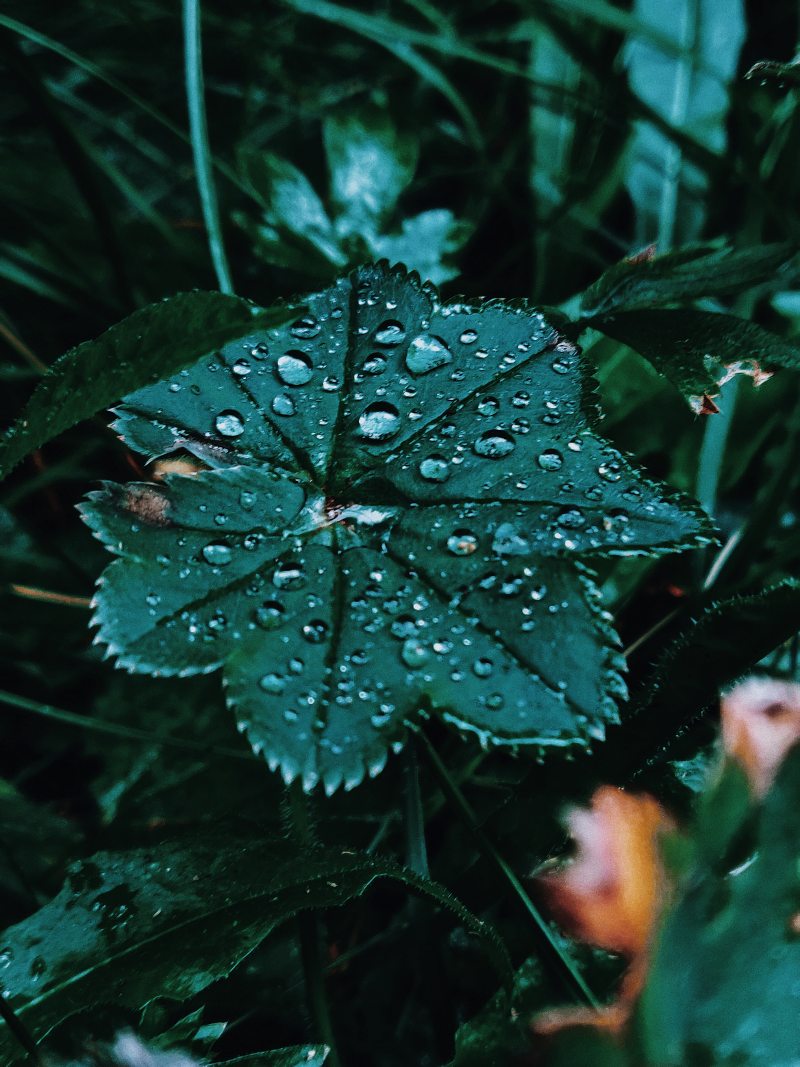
[[721, 677, 800, 798]]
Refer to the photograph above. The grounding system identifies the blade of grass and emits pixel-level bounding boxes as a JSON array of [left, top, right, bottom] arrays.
[[0, 688, 254, 761], [415, 727, 598, 1009], [182, 0, 234, 294]]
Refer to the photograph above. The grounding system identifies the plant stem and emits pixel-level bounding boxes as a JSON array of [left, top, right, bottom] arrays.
[[403, 740, 430, 879], [182, 0, 234, 294], [0, 994, 43, 1065], [288, 783, 342, 1067], [415, 728, 598, 1009]]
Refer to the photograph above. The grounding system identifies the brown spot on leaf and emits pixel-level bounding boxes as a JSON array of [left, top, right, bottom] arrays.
[[625, 243, 658, 265], [123, 485, 171, 527], [721, 677, 800, 797]]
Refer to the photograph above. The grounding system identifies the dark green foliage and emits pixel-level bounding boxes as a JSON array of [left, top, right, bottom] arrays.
[[2, 1, 800, 1064]]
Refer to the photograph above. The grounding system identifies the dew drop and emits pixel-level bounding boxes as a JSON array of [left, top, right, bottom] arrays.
[[419, 455, 450, 482], [273, 561, 306, 590], [255, 600, 285, 629], [447, 529, 479, 556], [486, 693, 505, 710], [473, 657, 494, 678], [537, 449, 563, 472], [374, 320, 406, 346], [362, 353, 387, 376], [359, 402, 401, 441], [277, 351, 314, 386], [302, 619, 328, 643], [202, 542, 233, 566], [215, 410, 245, 437], [598, 461, 623, 483], [478, 396, 499, 416], [474, 430, 515, 459], [405, 334, 453, 375], [290, 315, 321, 339], [272, 394, 296, 417], [460, 328, 478, 344], [232, 358, 251, 376], [401, 637, 429, 668], [322, 375, 340, 392], [557, 507, 586, 529]]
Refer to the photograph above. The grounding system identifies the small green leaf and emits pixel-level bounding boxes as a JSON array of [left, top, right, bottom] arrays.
[[368, 209, 468, 285], [216, 1049, 328, 1067], [238, 151, 346, 270], [581, 243, 799, 318], [0, 293, 296, 480], [323, 102, 418, 238], [591, 308, 800, 412], [0, 837, 508, 1056], [81, 263, 713, 792]]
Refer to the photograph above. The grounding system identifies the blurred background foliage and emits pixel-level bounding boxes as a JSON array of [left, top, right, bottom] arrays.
[[1, 1, 800, 1064]]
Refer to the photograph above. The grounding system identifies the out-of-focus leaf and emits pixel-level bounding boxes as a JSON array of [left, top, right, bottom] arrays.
[[323, 103, 418, 239], [238, 152, 346, 270], [368, 209, 468, 284], [81, 263, 712, 793], [636, 747, 800, 1065], [621, 581, 800, 777], [625, 0, 745, 245], [581, 243, 800, 319], [0, 294, 297, 480], [0, 837, 509, 1057], [216, 1049, 328, 1067], [592, 308, 800, 412]]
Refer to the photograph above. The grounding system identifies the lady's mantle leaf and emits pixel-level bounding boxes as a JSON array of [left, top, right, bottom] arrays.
[[0, 837, 508, 1057], [81, 263, 713, 792]]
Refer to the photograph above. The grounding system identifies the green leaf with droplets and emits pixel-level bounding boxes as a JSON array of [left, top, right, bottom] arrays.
[[0, 836, 509, 1057], [80, 263, 714, 792], [0, 292, 299, 480]]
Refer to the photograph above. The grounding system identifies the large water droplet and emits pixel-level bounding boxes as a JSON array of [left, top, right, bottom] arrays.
[[447, 529, 479, 555], [402, 637, 429, 668], [419, 455, 450, 482], [273, 561, 306, 590], [359, 402, 401, 441], [478, 397, 499, 416], [598, 461, 623, 483], [537, 449, 563, 472], [557, 507, 586, 529], [374, 320, 406, 346], [405, 334, 453, 375], [277, 350, 314, 386], [215, 410, 245, 437], [202, 542, 233, 566], [362, 353, 387, 376], [232, 358, 251, 376], [272, 394, 296, 417], [460, 328, 478, 345], [474, 430, 515, 459]]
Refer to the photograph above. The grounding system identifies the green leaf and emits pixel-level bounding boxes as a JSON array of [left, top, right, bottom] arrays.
[[0, 293, 296, 480], [81, 263, 713, 792], [323, 103, 418, 239], [622, 581, 800, 776], [625, 0, 745, 246], [591, 309, 800, 412], [368, 209, 468, 285], [636, 747, 800, 1066], [216, 1049, 328, 1067], [0, 836, 508, 1056], [238, 151, 347, 271], [581, 243, 800, 319]]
